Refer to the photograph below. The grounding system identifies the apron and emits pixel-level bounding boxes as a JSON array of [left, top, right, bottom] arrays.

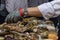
[[0, 0, 8, 24]]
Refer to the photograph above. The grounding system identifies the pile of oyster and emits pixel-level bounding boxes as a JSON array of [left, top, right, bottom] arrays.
[[0, 17, 58, 40]]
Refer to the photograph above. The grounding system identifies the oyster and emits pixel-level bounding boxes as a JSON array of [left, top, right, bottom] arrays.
[[0, 17, 58, 40]]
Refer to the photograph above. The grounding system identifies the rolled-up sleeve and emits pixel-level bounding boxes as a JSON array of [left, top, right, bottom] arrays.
[[38, 0, 60, 20]]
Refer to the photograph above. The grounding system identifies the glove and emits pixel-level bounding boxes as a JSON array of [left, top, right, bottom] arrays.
[[5, 9, 23, 23]]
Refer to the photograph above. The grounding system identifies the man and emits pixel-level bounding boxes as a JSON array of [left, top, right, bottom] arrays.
[[5, 0, 50, 22], [0, 0, 50, 24], [5, 0, 59, 23]]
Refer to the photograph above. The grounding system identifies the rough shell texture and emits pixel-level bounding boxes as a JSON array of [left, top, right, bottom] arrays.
[[0, 17, 58, 40]]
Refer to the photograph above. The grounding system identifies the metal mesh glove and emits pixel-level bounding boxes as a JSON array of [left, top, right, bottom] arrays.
[[5, 10, 23, 23]]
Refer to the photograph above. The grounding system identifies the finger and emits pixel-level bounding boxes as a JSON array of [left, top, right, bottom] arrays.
[[7, 15, 11, 23], [13, 16, 18, 23], [10, 14, 14, 23], [5, 16, 7, 22], [5, 15, 10, 23], [18, 17, 23, 21]]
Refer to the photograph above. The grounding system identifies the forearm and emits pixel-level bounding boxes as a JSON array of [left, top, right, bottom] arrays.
[[25, 0, 60, 20], [26, 7, 43, 17]]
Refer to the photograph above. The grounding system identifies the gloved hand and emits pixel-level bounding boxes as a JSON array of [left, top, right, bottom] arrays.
[[5, 10, 23, 23]]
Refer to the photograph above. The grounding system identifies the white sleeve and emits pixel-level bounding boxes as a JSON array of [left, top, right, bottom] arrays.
[[6, 0, 15, 12], [38, 0, 60, 20]]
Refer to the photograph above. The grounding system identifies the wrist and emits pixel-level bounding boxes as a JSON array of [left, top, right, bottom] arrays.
[[23, 8, 28, 17], [18, 8, 28, 17], [18, 8, 24, 17]]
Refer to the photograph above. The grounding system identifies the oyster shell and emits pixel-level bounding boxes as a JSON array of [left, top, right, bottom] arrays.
[[0, 17, 57, 40]]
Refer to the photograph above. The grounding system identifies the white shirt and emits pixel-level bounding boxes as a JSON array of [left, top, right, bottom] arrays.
[[38, 0, 60, 20]]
